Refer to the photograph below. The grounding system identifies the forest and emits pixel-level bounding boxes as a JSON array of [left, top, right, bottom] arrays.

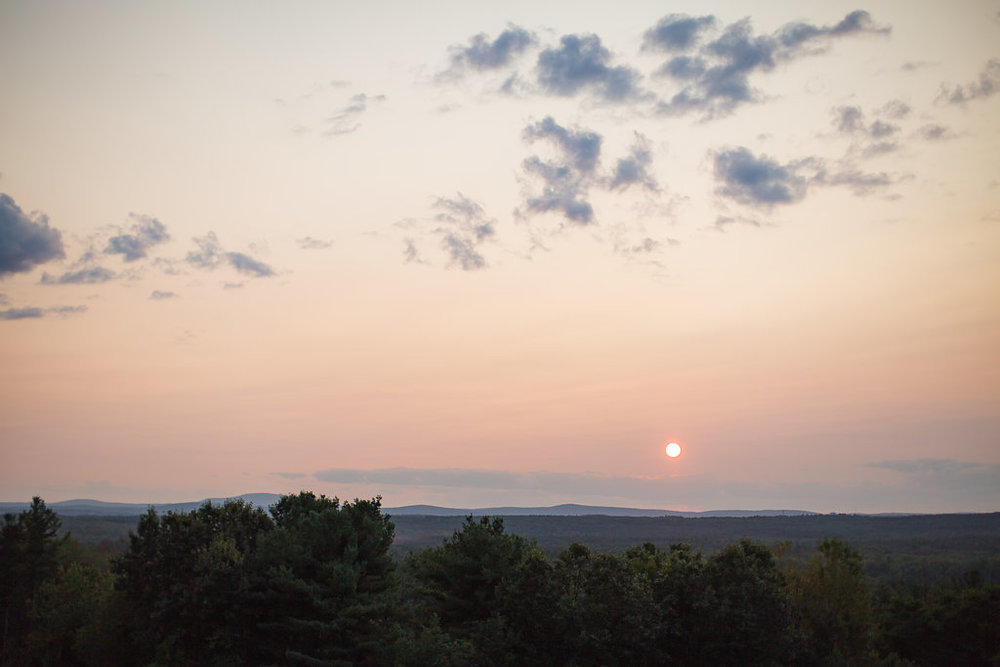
[[2, 494, 998, 666]]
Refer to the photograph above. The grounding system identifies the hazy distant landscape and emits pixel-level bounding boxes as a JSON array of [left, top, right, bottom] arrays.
[[22, 494, 997, 587]]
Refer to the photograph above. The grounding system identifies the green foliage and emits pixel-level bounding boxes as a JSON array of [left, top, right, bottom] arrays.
[[251, 493, 400, 665], [112, 499, 273, 664], [5, 496, 999, 665], [790, 538, 874, 665], [1, 496, 66, 662]]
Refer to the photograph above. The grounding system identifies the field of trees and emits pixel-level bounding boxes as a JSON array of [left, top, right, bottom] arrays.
[[3, 494, 998, 665]]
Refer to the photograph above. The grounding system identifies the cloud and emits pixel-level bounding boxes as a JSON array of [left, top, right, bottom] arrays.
[[879, 99, 911, 119], [432, 194, 496, 270], [311, 461, 999, 512], [939, 58, 1000, 104], [519, 117, 603, 225], [326, 93, 385, 135], [655, 12, 888, 118], [643, 14, 716, 52], [297, 236, 332, 250], [186, 232, 275, 277], [523, 116, 601, 173], [402, 238, 423, 264], [150, 290, 177, 300], [0, 304, 87, 321], [40, 266, 117, 285], [608, 134, 658, 192], [816, 168, 893, 195], [0, 193, 65, 277], [833, 105, 865, 133], [536, 34, 646, 102], [444, 25, 536, 75], [103, 213, 170, 261], [917, 124, 952, 141], [186, 232, 223, 269], [0, 306, 43, 320], [224, 251, 275, 277], [713, 147, 809, 207]]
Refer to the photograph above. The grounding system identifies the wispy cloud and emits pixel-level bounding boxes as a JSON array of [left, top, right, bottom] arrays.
[[939, 58, 1000, 105], [150, 290, 177, 300], [185, 232, 276, 278], [0, 193, 65, 278], [296, 236, 333, 250], [654, 11, 889, 118], [325, 92, 385, 135], [0, 304, 87, 321], [104, 213, 170, 262], [40, 266, 117, 285]]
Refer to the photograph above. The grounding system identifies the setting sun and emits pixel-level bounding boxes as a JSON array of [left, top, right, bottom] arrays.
[[665, 442, 681, 458]]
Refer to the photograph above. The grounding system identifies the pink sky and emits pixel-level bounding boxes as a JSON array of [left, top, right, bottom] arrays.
[[1, 1, 998, 512]]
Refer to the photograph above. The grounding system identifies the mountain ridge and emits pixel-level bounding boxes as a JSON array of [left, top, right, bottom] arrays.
[[2, 494, 829, 518]]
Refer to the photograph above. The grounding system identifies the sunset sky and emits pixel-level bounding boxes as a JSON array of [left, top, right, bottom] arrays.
[[2, 0, 998, 512]]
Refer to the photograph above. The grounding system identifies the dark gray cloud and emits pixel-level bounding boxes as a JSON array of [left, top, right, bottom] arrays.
[[104, 213, 170, 262], [713, 147, 809, 206], [0, 304, 87, 321], [0, 193, 65, 277], [523, 116, 601, 173], [643, 14, 716, 52], [326, 93, 385, 135], [536, 34, 645, 102], [224, 252, 275, 277], [446, 25, 536, 74], [939, 59, 1000, 104], [296, 236, 332, 250], [0, 306, 43, 320], [608, 134, 658, 191], [521, 157, 594, 224], [150, 290, 177, 300], [40, 266, 116, 285], [432, 194, 496, 270], [519, 117, 602, 225], [656, 12, 888, 118], [186, 232, 275, 277]]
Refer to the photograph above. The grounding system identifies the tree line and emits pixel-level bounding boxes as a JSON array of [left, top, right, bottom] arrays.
[[2, 494, 997, 665]]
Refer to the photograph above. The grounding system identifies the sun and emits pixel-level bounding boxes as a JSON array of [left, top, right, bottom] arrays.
[[665, 442, 681, 458]]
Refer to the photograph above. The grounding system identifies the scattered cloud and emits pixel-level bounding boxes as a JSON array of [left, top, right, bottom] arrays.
[[879, 99, 911, 119], [654, 11, 888, 118], [104, 213, 170, 262], [186, 232, 275, 278], [939, 58, 1000, 104], [608, 133, 659, 192], [186, 232, 224, 270], [815, 168, 893, 196], [326, 93, 385, 136], [0, 306, 43, 320], [519, 117, 602, 224], [0, 304, 87, 321], [150, 290, 177, 300], [643, 14, 716, 53], [442, 25, 536, 78], [40, 266, 116, 285], [225, 251, 275, 277], [402, 238, 424, 265], [433, 194, 496, 270], [916, 123, 952, 141], [713, 147, 809, 207], [0, 193, 65, 278], [523, 116, 601, 173], [536, 34, 646, 103], [296, 236, 332, 250]]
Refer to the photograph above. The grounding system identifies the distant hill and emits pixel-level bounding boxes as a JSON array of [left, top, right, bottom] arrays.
[[0, 495, 820, 518]]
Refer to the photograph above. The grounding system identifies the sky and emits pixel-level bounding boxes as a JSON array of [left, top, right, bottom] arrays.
[[1, 0, 998, 513]]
